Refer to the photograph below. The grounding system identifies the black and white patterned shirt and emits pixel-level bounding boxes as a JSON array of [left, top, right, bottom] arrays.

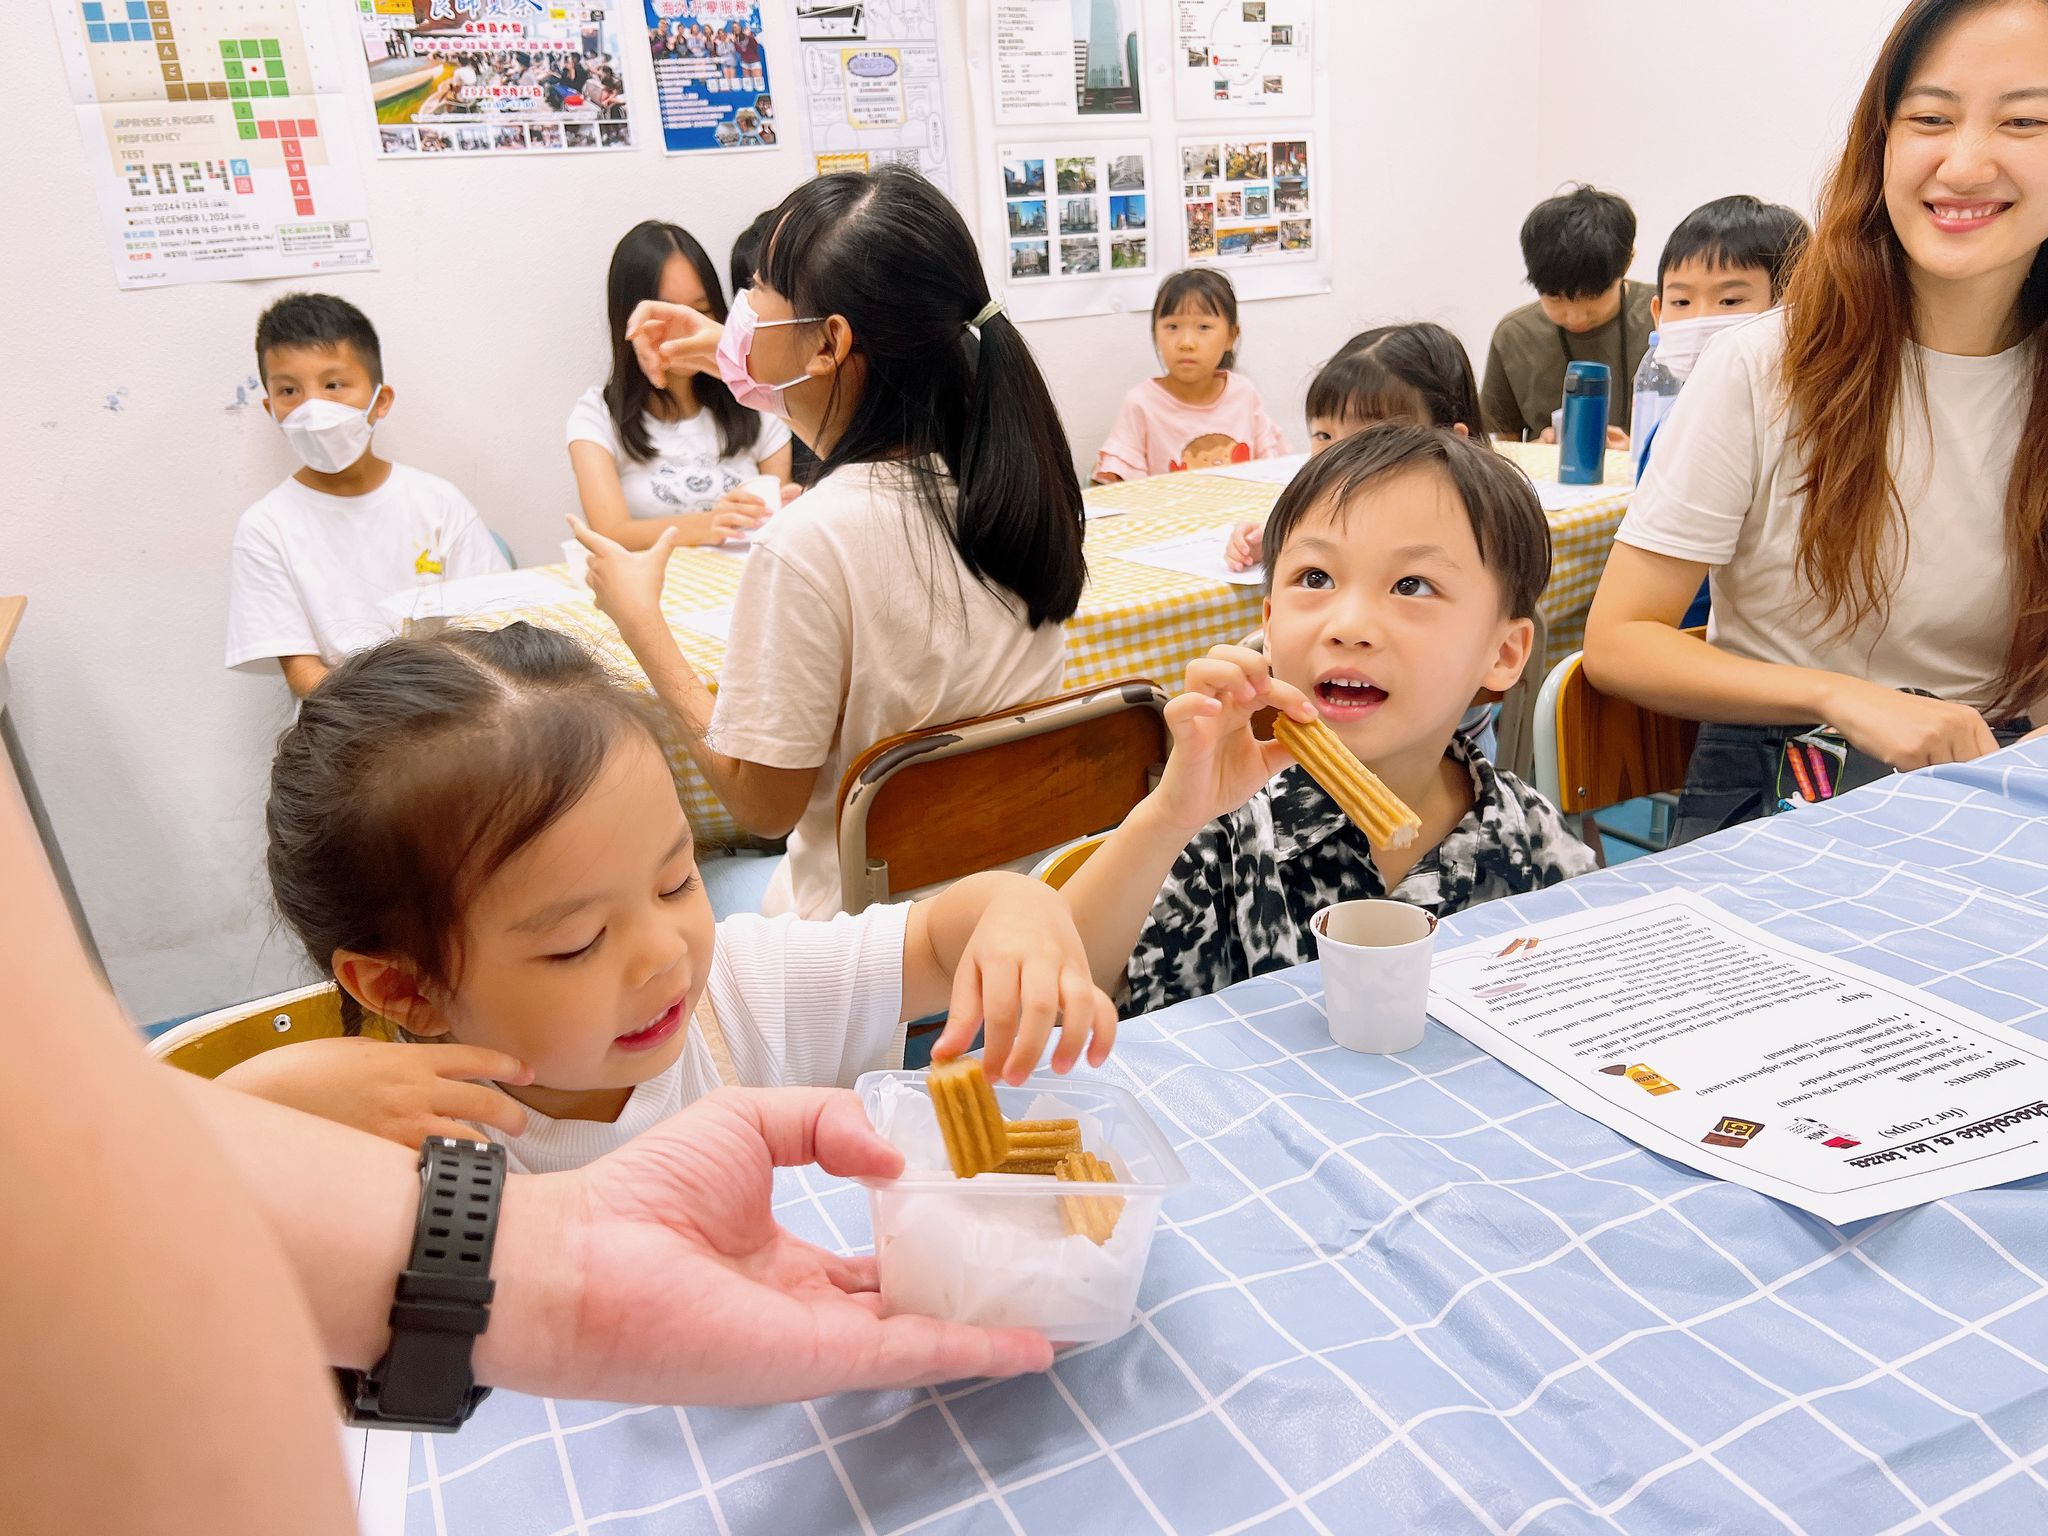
[[1123, 737, 1598, 1018]]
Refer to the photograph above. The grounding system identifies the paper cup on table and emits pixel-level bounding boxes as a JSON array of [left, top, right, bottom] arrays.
[[725, 474, 782, 547], [1313, 900, 1436, 1053], [560, 536, 589, 584]]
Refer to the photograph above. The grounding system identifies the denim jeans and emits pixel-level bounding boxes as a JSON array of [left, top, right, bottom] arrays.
[[1671, 716, 2035, 846]]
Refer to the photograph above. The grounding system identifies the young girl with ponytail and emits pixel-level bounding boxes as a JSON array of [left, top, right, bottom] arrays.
[[572, 166, 1089, 917]]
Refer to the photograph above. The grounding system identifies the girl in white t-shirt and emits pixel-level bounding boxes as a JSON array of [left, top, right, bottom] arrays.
[[1585, 0, 2048, 841], [568, 221, 795, 552], [570, 166, 1090, 920], [219, 623, 1116, 1170]]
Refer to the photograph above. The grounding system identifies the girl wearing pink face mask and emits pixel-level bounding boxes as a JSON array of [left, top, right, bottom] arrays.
[[569, 166, 1088, 920]]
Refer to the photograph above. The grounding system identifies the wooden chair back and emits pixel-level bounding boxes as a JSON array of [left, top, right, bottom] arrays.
[[837, 680, 1169, 912], [1533, 634, 1703, 814]]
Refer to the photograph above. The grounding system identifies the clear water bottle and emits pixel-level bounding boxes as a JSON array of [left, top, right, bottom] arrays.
[[1631, 332, 1681, 482]]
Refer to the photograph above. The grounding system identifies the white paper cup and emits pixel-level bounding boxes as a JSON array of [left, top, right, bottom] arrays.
[[560, 536, 589, 583], [725, 473, 783, 547], [1313, 899, 1436, 1053]]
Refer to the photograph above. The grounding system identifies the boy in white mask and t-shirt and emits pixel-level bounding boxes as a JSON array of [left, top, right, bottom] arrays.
[[225, 293, 507, 698], [1633, 196, 1810, 628], [1638, 195, 1812, 449]]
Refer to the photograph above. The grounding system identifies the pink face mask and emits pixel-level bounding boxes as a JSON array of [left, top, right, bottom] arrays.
[[715, 288, 823, 417]]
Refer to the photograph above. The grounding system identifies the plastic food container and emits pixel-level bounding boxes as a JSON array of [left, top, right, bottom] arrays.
[[854, 1070, 1189, 1343]]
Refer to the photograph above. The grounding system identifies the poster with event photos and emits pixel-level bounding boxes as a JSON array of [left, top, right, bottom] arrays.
[[1001, 142, 1150, 281], [1179, 133, 1311, 263]]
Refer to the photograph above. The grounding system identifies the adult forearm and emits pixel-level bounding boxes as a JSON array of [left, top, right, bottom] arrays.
[[1581, 619, 1842, 726], [181, 1075, 582, 1393], [1, 795, 357, 1536]]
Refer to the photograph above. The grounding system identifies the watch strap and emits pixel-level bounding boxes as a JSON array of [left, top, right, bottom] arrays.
[[340, 1135, 505, 1433]]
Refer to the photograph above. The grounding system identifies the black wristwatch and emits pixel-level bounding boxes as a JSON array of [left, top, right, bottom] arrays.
[[338, 1136, 505, 1433]]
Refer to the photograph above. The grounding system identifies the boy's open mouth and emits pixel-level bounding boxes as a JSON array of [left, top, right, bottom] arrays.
[[1314, 676, 1387, 718]]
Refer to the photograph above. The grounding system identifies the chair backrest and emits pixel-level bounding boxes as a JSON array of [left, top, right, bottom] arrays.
[[837, 680, 1169, 912], [1032, 834, 1106, 890], [148, 982, 396, 1078], [1532, 636, 1702, 814]]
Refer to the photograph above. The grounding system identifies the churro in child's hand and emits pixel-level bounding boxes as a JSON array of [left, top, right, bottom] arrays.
[[1272, 713, 1422, 849], [928, 1058, 1008, 1177], [1055, 1150, 1123, 1244]]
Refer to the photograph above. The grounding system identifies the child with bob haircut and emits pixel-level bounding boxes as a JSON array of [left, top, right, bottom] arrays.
[[1095, 267, 1287, 481], [1065, 424, 1595, 1015], [219, 623, 1116, 1169]]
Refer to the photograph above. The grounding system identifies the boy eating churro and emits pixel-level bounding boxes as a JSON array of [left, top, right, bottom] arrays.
[[1066, 422, 1596, 1015]]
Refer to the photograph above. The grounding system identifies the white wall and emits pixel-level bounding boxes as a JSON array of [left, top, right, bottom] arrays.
[[1535, 0, 1897, 289], [8, 0, 1899, 1025]]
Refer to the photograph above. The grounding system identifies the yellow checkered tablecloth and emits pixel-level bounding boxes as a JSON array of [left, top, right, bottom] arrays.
[[1494, 441, 1635, 666], [459, 451, 1629, 845]]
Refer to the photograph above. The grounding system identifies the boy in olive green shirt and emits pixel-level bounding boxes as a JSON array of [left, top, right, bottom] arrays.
[[1482, 184, 1653, 445]]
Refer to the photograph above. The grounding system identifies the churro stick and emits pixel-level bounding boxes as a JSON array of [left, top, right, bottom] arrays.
[[997, 1152, 1078, 1174], [928, 1058, 1008, 1177], [993, 1117, 1081, 1173], [1055, 1150, 1123, 1244], [1004, 1122, 1082, 1151], [1006, 1119, 1081, 1138], [1272, 712, 1421, 849]]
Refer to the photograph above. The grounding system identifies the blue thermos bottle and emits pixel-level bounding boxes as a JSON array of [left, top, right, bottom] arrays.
[[1558, 361, 1610, 485]]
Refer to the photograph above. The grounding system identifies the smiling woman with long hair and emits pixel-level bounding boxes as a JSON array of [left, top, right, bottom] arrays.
[[1584, 0, 2048, 840]]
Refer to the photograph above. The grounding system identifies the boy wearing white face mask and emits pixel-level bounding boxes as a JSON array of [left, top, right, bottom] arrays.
[[225, 293, 508, 698], [1635, 197, 1810, 629], [1643, 195, 1811, 433]]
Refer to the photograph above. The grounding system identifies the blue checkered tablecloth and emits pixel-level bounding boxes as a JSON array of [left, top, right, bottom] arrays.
[[402, 741, 2048, 1535]]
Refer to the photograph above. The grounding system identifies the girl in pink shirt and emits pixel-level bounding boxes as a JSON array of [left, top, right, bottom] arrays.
[[1093, 269, 1288, 482]]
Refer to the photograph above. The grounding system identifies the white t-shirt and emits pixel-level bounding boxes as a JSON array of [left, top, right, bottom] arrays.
[[488, 903, 910, 1173], [708, 459, 1068, 920], [564, 384, 790, 518], [224, 464, 508, 670], [1618, 310, 2029, 714]]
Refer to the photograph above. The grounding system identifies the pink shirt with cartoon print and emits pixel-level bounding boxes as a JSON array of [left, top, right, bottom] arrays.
[[1094, 372, 1289, 481]]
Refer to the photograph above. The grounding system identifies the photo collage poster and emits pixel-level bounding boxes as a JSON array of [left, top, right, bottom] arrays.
[[643, 0, 775, 155], [999, 142, 1150, 281], [1179, 133, 1311, 265], [357, 0, 635, 156]]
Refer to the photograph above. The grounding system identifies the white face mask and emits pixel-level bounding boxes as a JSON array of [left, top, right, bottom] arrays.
[[1654, 312, 1758, 383], [277, 394, 379, 474]]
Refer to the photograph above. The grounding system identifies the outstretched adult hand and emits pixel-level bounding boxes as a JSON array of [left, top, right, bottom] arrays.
[[519, 1086, 1054, 1405]]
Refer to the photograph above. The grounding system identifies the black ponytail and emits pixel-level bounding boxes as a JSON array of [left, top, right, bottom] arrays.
[[760, 166, 1085, 627]]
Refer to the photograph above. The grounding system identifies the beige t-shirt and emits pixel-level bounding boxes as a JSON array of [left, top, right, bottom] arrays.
[[1617, 310, 2028, 714], [707, 458, 1067, 919]]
